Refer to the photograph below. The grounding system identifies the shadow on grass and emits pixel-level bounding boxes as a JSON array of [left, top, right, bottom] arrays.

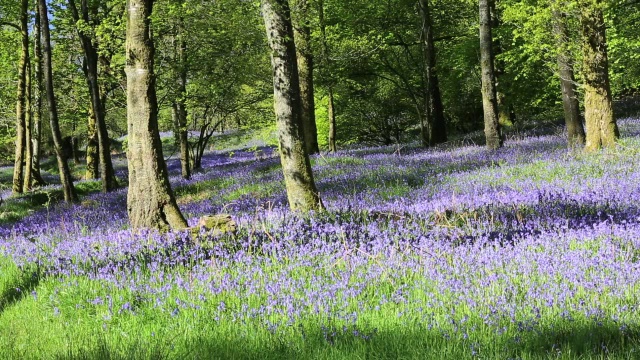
[[0, 181, 102, 226], [48, 321, 640, 360], [0, 271, 40, 314]]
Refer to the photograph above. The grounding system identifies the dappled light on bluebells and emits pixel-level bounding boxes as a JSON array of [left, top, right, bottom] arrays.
[[2, 120, 640, 357]]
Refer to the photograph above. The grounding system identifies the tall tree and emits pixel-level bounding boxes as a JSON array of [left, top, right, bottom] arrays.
[[291, 0, 319, 154], [479, 0, 503, 150], [261, 0, 323, 212], [126, 0, 188, 230], [580, 0, 618, 151], [418, 0, 447, 146], [552, 7, 585, 148], [23, 48, 33, 192], [85, 102, 99, 179], [318, 0, 336, 152], [489, 0, 511, 127], [68, 0, 118, 192], [11, 0, 29, 195], [31, 0, 46, 187], [172, 12, 190, 180], [38, 0, 78, 202]]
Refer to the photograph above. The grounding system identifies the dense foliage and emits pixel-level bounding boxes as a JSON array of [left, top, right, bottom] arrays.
[[0, 0, 638, 155]]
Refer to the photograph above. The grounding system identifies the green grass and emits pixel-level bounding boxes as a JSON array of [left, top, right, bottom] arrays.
[[0, 180, 102, 225], [0, 257, 639, 360]]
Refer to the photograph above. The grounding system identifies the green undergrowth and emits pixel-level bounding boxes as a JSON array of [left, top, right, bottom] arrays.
[[0, 181, 102, 225], [0, 263, 639, 359]]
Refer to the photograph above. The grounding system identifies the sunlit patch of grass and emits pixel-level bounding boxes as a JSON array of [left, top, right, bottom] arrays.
[[175, 177, 236, 204]]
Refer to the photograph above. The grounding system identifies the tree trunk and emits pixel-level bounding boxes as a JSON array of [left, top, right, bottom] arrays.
[[31, 0, 45, 187], [318, 0, 336, 152], [489, 0, 511, 127], [479, 0, 503, 150], [126, 0, 188, 230], [419, 0, 447, 147], [172, 102, 190, 179], [580, 0, 618, 151], [173, 23, 191, 180], [552, 9, 585, 148], [261, 0, 323, 212], [12, 0, 29, 195], [68, 0, 118, 192], [292, 0, 319, 155], [23, 53, 33, 192], [327, 87, 337, 152], [85, 104, 99, 179], [39, 0, 78, 202]]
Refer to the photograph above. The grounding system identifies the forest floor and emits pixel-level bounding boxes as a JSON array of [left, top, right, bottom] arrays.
[[2, 115, 640, 359]]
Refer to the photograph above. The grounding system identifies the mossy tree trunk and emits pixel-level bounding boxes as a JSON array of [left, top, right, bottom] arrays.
[[68, 0, 118, 192], [418, 0, 447, 147], [261, 0, 323, 212], [292, 0, 319, 155], [12, 0, 29, 195], [479, 0, 503, 150], [552, 8, 585, 148], [580, 0, 618, 151], [126, 0, 188, 230], [39, 0, 78, 202]]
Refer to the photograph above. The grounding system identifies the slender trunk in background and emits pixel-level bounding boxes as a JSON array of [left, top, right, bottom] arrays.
[[126, 0, 188, 230], [39, 0, 78, 202], [479, 0, 503, 150], [489, 0, 511, 127], [31, 0, 45, 187], [261, 0, 323, 212], [318, 0, 336, 152], [173, 21, 191, 180], [552, 8, 585, 148], [327, 87, 336, 152], [68, 0, 118, 192], [418, 0, 447, 146], [12, 0, 29, 195], [23, 55, 33, 192], [85, 103, 99, 179], [580, 0, 618, 151], [292, 0, 319, 155]]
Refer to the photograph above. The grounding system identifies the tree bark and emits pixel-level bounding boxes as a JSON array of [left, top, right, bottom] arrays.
[[292, 0, 319, 155], [12, 0, 29, 195], [39, 0, 78, 202], [479, 0, 503, 150], [85, 103, 100, 179], [31, 0, 46, 187], [327, 87, 337, 152], [552, 9, 585, 148], [126, 0, 188, 230], [261, 0, 323, 212], [23, 53, 33, 192], [68, 0, 118, 191], [489, 0, 511, 127], [580, 0, 618, 151], [418, 0, 447, 147], [173, 21, 191, 180], [318, 0, 336, 152]]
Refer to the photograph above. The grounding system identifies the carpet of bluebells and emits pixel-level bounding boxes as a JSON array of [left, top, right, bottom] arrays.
[[2, 118, 640, 358]]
